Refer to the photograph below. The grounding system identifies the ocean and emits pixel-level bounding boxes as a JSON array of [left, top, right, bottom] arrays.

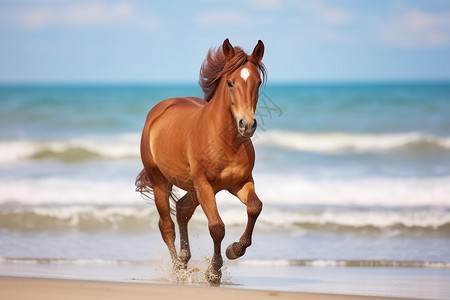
[[1, 82, 450, 298]]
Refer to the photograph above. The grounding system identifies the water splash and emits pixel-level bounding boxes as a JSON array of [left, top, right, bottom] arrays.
[[155, 255, 231, 286]]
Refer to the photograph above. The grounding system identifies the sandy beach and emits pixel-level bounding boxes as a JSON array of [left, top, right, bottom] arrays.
[[1, 277, 411, 300]]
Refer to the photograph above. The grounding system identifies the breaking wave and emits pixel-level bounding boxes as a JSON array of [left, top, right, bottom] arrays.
[[1, 130, 449, 165], [0, 133, 140, 164], [255, 130, 450, 153], [1, 175, 450, 207], [1, 257, 449, 270], [237, 259, 450, 269], [1, 205, 449, 234]]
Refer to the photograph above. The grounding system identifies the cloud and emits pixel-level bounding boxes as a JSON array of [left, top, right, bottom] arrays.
[[377, 8, 450, 47], [18, 8, 54, 30], [194, 10, 256, 27], [248, 0, 280, 9], [286, 1, 355, 45], [64, 2, 134, 27], [290, 1, 450, 48], [293, 1, 354, 25], [321, 8, 353, 25], [0, 2, 158, 30]]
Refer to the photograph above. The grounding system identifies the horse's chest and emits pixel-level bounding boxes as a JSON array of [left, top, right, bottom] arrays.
[[220, 162, 249, 181], [195, 139, 254, 187], [203, 154, 252, 187]]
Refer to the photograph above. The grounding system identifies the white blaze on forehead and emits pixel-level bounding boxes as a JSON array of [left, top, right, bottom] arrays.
[[240, 68, 250, 81]]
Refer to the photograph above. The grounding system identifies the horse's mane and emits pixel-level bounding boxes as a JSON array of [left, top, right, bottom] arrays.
[[199, 45, 267, 102]]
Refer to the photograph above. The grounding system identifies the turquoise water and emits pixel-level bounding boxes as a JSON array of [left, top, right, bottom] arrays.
[[1, 82, 450, 297]]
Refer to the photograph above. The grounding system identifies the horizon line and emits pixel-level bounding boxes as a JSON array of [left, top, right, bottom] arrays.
[[0, 78, 450, 87]]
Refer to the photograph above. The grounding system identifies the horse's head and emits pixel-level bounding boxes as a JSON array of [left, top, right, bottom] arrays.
[[222, 39, 265, 138]]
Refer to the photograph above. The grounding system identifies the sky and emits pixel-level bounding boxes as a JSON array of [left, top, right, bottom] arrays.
[[1, 0, 450, 84]]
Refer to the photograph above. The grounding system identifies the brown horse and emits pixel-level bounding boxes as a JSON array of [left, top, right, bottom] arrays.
[[136, 39, 266, 284]]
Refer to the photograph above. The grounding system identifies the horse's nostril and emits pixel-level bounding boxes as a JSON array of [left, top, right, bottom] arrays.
[[238, 119, 245, 129], [251, 119, 257, 130]]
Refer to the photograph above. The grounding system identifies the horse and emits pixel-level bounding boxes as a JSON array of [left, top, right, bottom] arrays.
[[136, 38, 266, 284]]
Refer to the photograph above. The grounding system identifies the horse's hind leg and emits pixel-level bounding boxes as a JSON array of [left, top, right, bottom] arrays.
[[226, 179, 262, 260], [176, 191, 199, 269], [151, 172, 178, 267]]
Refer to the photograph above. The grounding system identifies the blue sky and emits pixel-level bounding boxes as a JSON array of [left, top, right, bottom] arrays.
[[1, 0, 450, 83]]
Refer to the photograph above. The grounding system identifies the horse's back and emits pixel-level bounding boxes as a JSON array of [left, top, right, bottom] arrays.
[[145, 97, 205, 124], [143, 96, 206, 146]]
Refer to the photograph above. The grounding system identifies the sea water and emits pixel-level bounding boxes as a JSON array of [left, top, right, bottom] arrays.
[[1, 83, 450, 297]]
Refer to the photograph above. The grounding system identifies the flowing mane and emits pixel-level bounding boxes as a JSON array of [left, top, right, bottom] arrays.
[[199, 45, 267, 102]]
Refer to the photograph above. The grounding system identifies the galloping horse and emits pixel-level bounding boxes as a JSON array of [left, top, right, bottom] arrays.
[[136, 39, 266, 284]]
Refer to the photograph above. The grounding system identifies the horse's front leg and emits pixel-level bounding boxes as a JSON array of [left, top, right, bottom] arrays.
[[194, 179, 224, 284], [226, 178, 263, 260]]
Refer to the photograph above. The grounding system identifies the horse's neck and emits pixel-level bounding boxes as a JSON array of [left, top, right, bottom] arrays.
[[205, 85, 241, 144]]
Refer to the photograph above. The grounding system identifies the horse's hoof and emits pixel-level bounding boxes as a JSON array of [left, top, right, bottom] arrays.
[[178, 250, 190, 270], [205, 265, 222, 285], [226, 242, 245, 260], [172, 258, 186, 271], [178, 261, 188, 270]]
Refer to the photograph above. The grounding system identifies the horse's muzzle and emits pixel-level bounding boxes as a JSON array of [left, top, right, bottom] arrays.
[[238, 118, 257, 138]]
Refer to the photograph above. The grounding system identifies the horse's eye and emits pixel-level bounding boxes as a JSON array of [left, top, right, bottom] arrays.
[[227, 81, 233, 88]]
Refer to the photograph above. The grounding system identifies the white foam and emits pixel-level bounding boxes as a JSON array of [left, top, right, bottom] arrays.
[[0, 133, 141, 165], [0, 257, 137, 265], [1, 130, 449, 165], [200, 174, 450, 207], [254, 130, 450, 153], [0, 140, 37, 164], [0, 178, 139, 205], [248, 173, 450, 207], [238, 259, 291, 266], [256, 208, 450, 230], [237, 259, 450, 269], [2, 202, 450, 232], [208, 204, 450, 231], [1, 173, 450, 207]]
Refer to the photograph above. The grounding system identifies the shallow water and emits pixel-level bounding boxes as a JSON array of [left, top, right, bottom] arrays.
[[2, 258, 450, 299]]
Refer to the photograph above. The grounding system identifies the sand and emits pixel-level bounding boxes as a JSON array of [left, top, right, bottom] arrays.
[[0, 277, 411, 300]]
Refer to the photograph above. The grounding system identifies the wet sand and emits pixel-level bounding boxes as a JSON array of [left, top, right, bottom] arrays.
[[0, 276, 411, 300]]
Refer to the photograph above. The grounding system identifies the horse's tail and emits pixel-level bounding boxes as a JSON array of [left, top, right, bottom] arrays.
[[135, 168, 179, 213], [135, 168, 154, 203]]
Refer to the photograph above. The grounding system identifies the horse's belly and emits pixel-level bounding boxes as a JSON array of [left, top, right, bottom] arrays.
[[165, 170, 194, 191]]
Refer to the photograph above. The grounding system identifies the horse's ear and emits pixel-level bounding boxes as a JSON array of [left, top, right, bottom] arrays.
[[223, 38, 235, 61], [251, 40, 264, 63]]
